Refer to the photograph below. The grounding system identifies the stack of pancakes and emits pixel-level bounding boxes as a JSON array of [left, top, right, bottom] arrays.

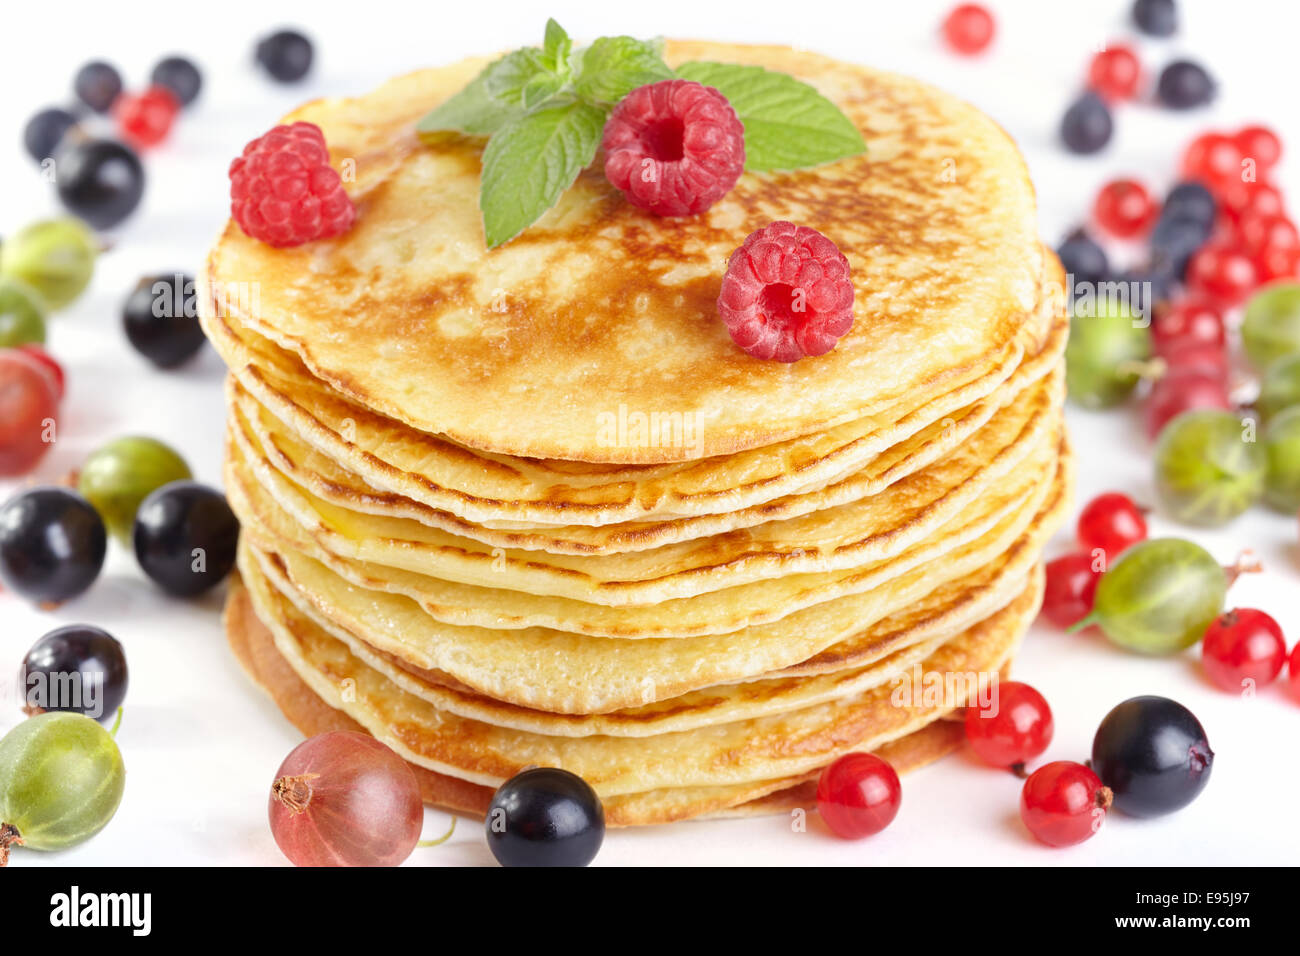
[[202, 42, 1071, 825]]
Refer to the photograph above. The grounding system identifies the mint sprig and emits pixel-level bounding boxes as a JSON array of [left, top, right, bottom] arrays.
[[417, 20, 866, 247]]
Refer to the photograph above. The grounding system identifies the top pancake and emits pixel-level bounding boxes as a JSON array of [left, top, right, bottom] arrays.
[[203, 40, 1041, 463]]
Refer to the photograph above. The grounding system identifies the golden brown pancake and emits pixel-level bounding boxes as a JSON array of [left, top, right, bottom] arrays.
[[223, 572, 1024, 827], [201, 252, 1064, 529], [231, 442, 1066, 713], [201, 41, 1042, 463], [206, 39, 1069, 829], [240, 542, 1045, 738], [223, 376, 1061, 605], [225, 571, 974, 824]]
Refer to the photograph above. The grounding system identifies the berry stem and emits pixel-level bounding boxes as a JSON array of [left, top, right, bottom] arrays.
[[1223, 551, 1263, 589], [1066, 611, 1100, 634], [416, 815, 458, 848], [1117, 357, 1167, 381], [109, 706, 123, 738], [272, 772, 320, 814], [0, 824, 23, 868]]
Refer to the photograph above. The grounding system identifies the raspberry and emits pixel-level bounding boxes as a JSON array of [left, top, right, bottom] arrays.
[[717, 221, 855, 362], [602, 79, 745, 218], [229, 122, 355, 247]]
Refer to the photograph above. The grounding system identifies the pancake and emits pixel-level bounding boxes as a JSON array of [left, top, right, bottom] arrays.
[[201, 258, 1059, 528], [232, 443, 1067, 713], [201, 41, 1042, 463], [223, 371, 1062, 605], [225, 574, 972, 825], [236, 566, 1033, 798], [220, 295, 1064, 552], [231, 428, 1063, 648], [206, 38, 1070, 830], [241, 541, 1045, 738]]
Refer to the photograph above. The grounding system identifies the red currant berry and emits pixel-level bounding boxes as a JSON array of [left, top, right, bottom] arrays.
[[941, 4, 995, 54], [1145, 367, 1231, 438], [1201, 608, 1287, 693], [815, 753, 902, 839], [1152, 298, 1225, 356], [1087, 45, 1142, 101], [1258, 245, 1300, 282], [1077, 492, 1148, 559], [1042, 552, 1102, 628], [1238, 213, 1299, 259], [1187, 241, 1259, 305], [1233, 125, 1282, 173], [1159, 341, 1229, 377], [1289, 641, 1300, 700], [1181, 132, 1243, 194], [964, 681, 1053, 770], [1221, 180, 1286, 223], [1093, 179, 1157, 238], [116, 84, 179, 148], [1020, 761, 1112, 847]]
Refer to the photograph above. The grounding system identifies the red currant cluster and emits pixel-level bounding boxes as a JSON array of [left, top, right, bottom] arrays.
[[812, 683, 1076, 844], [970, 687, 1218, 846], [964, 684, 1108, 848], [815, 676, 1217, 848], [1079, 125, 1293, 443], [1182, 127, 1294, 287], [1147, 299, 1228, 437]]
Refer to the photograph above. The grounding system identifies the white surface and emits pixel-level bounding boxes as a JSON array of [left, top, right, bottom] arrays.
[[1, 0, 1297, 866]]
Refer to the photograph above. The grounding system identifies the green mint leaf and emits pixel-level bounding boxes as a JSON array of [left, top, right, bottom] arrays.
[[521, 71, 568, 109], [484, 48, 552, 106], [542, 18, 572, 74], [675, 61, 866, 172], [480, 101, 606, 248], [573, 36, 674, 105], [416, 58, 524, 137]]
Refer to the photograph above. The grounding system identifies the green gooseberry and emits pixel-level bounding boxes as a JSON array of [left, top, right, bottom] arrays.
[[1242, 282, 1300, 371], [0, 275, 47, 347], [1154, 409, 1264, 526], [1065, 303, 1151, 409], [0, 711, 124, 863], [77, 436, 192, 545], [1077, 538, 1227, 655], [0, 217, 97, 311], [1256, 352, 1300, 423], [1263, 406, 1300, 513]]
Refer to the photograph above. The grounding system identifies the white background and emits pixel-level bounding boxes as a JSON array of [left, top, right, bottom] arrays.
[[1, 0, 1297, 866]]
